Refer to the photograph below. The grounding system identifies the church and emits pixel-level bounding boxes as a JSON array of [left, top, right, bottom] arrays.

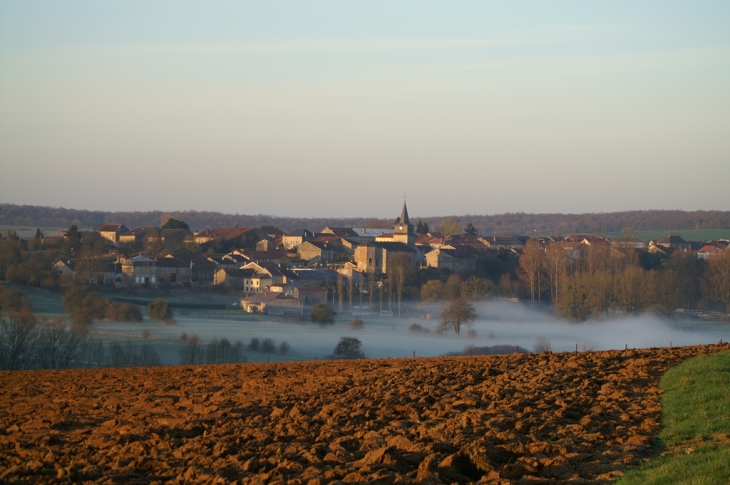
[[353, 201, 419, 274]]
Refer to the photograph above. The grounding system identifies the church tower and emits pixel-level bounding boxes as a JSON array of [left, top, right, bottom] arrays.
[[393, 201, 416, 247]]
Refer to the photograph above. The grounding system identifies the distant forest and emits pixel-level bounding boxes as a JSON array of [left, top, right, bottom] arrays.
[[1, 203, 729, 236]]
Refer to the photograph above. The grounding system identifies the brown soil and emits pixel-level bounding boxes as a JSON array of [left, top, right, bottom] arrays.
[[1, 343, 728, 484]]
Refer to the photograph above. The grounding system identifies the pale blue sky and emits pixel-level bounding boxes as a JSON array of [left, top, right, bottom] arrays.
[[1, 1, 728, 218]]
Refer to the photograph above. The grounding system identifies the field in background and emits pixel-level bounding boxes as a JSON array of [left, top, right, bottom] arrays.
[[3, 225, 730, 241], [0, 226, 64, 238], [603, 228, 730, 241]]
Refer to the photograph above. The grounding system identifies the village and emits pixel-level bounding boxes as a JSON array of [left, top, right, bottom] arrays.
[[45, 201, 730, 319]]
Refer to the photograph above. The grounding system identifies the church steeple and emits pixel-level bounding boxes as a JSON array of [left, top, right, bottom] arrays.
[[394, 200, 415, 246], [398, 201, 410, 226]]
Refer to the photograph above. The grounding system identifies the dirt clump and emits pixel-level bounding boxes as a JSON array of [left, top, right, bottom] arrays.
[[1, 343, 727, 484]]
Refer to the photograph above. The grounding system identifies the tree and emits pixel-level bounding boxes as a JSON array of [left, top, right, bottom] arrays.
[[461, 276, 494, 301], [311, 304, 336, 324], [387, 252, 416, 317], [179, 334, 203, 365], [333, 337, 362, 359], [517, 239, 544, 302], [106, 302, 143, 322], [416, 220, 430, 235], [544, 243, 568, 306], [0, 310, 43, 370], [421, 279, 445, 301], [438, 299, 477, 336], [62, 286, 108, 325], [703, 250, 730, 311], [443, 273, 463, 301], [62, 225, 83, 260], [148, 299, 173, 322], [464, 223, 478, 236], [161, 218, 190, 231], [437, 220, 462, 238]]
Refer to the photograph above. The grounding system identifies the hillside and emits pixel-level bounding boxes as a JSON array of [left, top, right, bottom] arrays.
[[1, 344, 728, 484], [1, 203, 729, 235]]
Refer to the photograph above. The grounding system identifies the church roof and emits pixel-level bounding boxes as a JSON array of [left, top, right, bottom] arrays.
[[396, 201, 411, 226]]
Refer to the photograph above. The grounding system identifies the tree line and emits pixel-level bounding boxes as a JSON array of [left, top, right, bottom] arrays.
[[3, 203, 729, 235]]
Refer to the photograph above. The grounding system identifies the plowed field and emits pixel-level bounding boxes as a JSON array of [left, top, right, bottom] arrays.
[[2, 343, 728, 484]]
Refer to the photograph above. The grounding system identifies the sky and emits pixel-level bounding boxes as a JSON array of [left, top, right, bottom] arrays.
[[1, 1, 728, 219]]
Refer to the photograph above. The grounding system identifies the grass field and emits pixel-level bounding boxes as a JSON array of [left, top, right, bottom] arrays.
[[603, 229, 730, 242], [0, 225, 65, 238], [617, 350, 730, 484]]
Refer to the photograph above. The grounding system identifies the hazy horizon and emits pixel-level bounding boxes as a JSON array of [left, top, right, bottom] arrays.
[[1, 2, 729, 218]]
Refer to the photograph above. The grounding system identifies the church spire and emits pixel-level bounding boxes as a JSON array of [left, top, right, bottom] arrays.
[[400, 201, 410, 226]]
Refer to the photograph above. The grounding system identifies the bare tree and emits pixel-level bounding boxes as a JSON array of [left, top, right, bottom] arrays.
[[0, 311, 43, 370], [544, 243, 567, 306], [387, 253, 415, 318], [517, 240, 544, 302], [336, 272, 344, 313], [438, 299, 477, 336]]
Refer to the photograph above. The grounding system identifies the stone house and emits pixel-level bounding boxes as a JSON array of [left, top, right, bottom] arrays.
[[121, 255, 158, 286], [119, 227, 158, 245], [282, 229, 314, 250], [96, 224, 130, 243], [424, 248, 477, 273]]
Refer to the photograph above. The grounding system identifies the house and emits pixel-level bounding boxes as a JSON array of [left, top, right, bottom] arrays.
[[697, 245, 723, 260], [156, 257, 192, 285], [213, 268, 272, 292], [119, 227, 158, 245], [148, 229, 192, 247], [480, 236, 524, 250], [121, 255, 158, 285], [96, 224, 130, 243], [424, 248, 477, 273], [240, 292, 302, 315], [655, 235, 692, 252], [53, 260, 77, 279], [297, 240, 337, 263], [239, 250, 285, 265], [193, 227, 270, 249], [294, 286, 328, 305], [240, 262, 289, 284], [354, 241, 418, 274], [88, 262, 124, 286], [290, 268, 339, 287], [258, 226, 287, 240], [164, 253, 217, 284], [282, 229, 314, 250]]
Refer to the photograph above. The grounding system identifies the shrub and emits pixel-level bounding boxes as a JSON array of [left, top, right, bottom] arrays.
[[248, 337, 260, 351], [179, 334, 203, 365], [279, 341, 291, 354], [62, 287, 108, 325], [311, 304, 336, 325], [261, 338, 276, 353], [148, 299, 173, 322], [349, 319, 364, 329], [409, 323, 430, 334], [534, 337, 551, 353], [106, 302, 142, 322], [0, 287, 32, 312], [206, 338, 245, 364], [333, 337, 362, 359]]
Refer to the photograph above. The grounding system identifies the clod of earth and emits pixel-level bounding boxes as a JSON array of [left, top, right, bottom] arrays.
[[1, 343, 728, 484]]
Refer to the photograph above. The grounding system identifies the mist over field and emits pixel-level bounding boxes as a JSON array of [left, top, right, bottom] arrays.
[[88, 300, 730, 366]]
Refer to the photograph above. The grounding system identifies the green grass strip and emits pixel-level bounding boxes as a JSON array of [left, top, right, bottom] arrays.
[[617, 350, 730, 485]]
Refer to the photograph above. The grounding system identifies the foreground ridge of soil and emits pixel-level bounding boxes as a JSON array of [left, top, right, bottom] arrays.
[[1, 344, 728, 484]]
